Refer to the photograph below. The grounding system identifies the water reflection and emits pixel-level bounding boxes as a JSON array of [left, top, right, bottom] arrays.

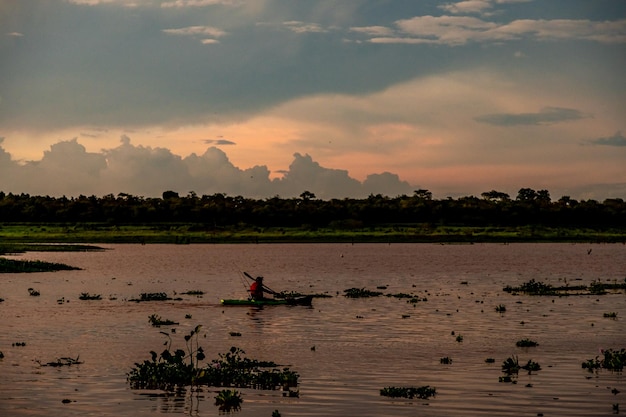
[[0, 243, 625, 416]]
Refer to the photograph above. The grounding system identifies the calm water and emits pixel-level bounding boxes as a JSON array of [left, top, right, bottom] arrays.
[[1, 243, 625, 416]]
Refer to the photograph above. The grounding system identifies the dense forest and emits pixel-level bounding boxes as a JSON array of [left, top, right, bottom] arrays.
[[0, 188, 624, 229]]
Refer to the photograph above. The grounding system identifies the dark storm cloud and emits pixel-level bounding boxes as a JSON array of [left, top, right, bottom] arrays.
[[587, 131, 626, 147], [4, 1, 621, 132], [474, 107, 588, 126]]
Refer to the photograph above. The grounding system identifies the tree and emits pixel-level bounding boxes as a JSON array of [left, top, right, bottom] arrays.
[[413, 189, 432, 200], [481, 190, 510, 202], [299, 191, 316, 201], [516, 188, 537, 202], [162, 190, 179, 200]]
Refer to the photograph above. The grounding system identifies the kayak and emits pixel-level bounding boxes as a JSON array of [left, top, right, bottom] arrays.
[[221, 295, 313, 306]]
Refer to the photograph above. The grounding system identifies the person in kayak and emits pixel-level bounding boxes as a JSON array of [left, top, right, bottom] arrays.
[[250, 276, 266, 300]]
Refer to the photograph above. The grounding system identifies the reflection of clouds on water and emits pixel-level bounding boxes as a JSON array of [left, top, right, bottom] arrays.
[[0, 243, 624, 416]]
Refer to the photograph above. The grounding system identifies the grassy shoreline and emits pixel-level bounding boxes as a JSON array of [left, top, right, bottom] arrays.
[[1, 223, 624, 245]]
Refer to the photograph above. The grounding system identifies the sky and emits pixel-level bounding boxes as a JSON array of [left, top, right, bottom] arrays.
[[1, 0, 625, 201]]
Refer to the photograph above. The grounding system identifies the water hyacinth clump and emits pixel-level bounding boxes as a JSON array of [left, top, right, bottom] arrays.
[[148, 314, 179, 327], [380, 385, 436, 400], [516, 338, 539, 347], [582, 348, 626, 371], [214, 389, 243, 412], [79, 292, 102, 300], [343, 288, 383, 298], [128, 329, 300, 394]]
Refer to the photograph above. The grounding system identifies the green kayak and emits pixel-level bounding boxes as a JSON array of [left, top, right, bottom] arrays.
[[221, 295, 313, 306]]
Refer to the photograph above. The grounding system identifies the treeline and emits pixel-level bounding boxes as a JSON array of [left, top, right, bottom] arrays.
[[0, 188, 624, 229]]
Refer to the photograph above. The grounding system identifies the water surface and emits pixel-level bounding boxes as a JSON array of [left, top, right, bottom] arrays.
[[1, 243, 625, 416]]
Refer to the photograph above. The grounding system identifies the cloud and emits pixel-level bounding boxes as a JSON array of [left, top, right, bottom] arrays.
[[162, 25, 226, 43], [162, 26, 226, 37], [474, 107, 588, 126], [282, 21, 328, 34], [364, 16, 626, 45], [0, 137, 414, 199], [349, 26, 395, 37], [161, 0, 243, 8], [587, 131, 626, 147], [203, 139, 236, 145], [439, 1, 494, 15], [6, 32, 24, 37]]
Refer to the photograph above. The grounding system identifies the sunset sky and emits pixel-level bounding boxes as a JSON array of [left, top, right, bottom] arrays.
[[1, 0, 625, 200]]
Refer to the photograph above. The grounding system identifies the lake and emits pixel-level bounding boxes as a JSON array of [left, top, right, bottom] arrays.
[[0, 243, 625, 416]]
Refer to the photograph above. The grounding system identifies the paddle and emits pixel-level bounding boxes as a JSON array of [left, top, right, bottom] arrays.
[[243, 271, 278, 295]]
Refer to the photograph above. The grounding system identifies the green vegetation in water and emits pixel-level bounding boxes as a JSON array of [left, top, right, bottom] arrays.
[[495, 304, 507, 313], [380, 386, 436, 400], [516, 338, 539, 347], [148, 314, 179, 327], [603, 312, 618, 318], [79, 292, 102, 300], [582, 348, 626, 371], [214, 389, 243, 413], [274, 290, 332, 299], [128, 329, 300, 396], [502, 355, 541, 374], [343, 288, 384, 298], [180, 290, 205, 296], [503, 278, 626, 296], [440, 357, 452, 364], [130, 292, 180, 302], [0, 257, 81, 273], [36, 356, 83, 367], [28, 288, 40, 296], [0, 243, 104, 255]]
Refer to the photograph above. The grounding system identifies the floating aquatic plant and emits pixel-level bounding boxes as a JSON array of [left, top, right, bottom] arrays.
[[495, 304, 506, 313], [28, 288, 40, 296], [502, 355, 541, 374], [343, 288, 383, 298], [128, 332, 300, 394], [516, 338, 539, 347], [582, 348, 626, 371], [181, 290, 205, 296], [380, 385, 436, 400], [148, 314, 179, 327], [0, 257, 81, 273], [502, 355, 520, 374], [503, 279, 555, 295], [603, 312, 618, 319], [214, 389, 242, 412], [504, 278, 626, 296], [79, 292, 102, 300], [37, 356, 83, 367], [522, 359, 541, 372], [130, 292, 181, 302], [440, 357, 452, 364]]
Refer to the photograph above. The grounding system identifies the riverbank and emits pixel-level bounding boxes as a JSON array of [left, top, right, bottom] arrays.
[[1, 223, 625, 245]]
